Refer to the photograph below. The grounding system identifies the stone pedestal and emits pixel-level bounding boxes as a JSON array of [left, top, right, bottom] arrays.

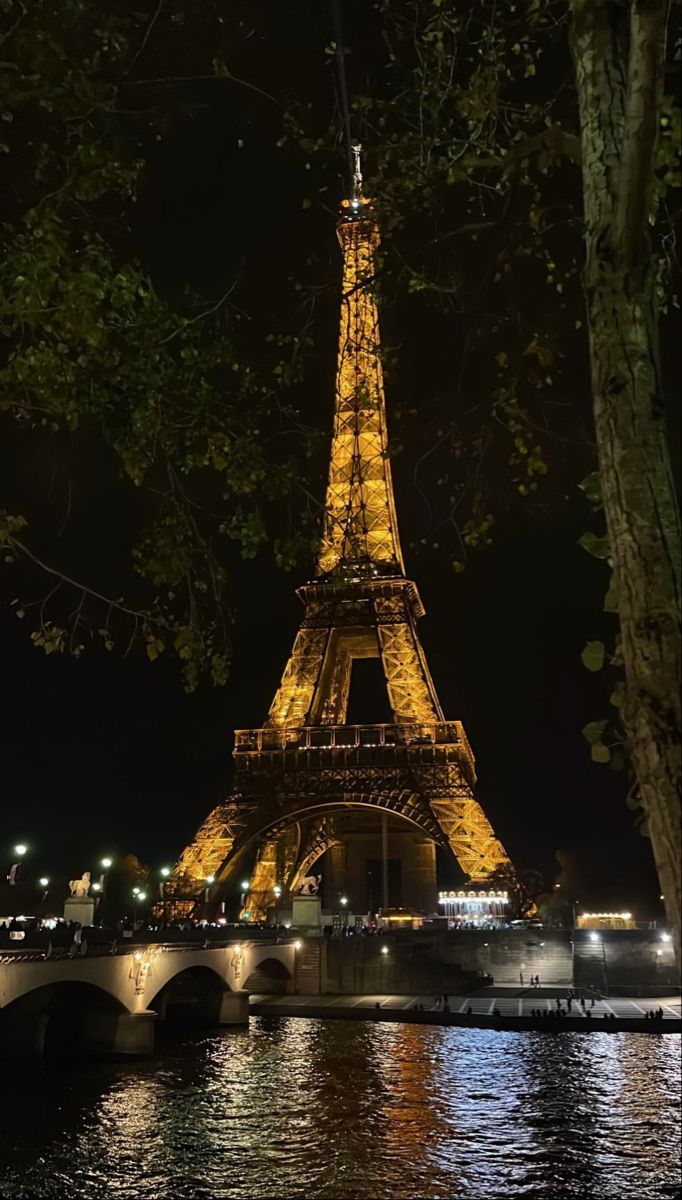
[[63, 895, 95, 926], [216, 990, 250, 1025], [292, 895, 322, 929], [81, 1010, 156, 1056]]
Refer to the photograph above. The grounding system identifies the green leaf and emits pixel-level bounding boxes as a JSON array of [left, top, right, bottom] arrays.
[[581, 640, 605, 672], [146, 638, 165, 662], [578, 472, 602, 504], [582, 720, 608, 744], [591, 742, 611, 763], [578, 531, 610, 559]]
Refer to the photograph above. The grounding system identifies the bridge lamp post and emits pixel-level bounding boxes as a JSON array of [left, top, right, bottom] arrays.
[[131, 887, 147, 925], [240, 881, 250, 922], [340, 895, 348, 932], [204, 875, 216, 921], [273, 885, 282, 928], [8, 843, 28, 886], [158, 867, 171, 926], [95, 858, 113, 927]]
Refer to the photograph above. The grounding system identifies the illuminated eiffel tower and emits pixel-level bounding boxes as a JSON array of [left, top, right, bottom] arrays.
[[166, 150, 513, 919]]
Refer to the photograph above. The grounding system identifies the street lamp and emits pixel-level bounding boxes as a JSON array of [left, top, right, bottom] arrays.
[[340, 895, 348, 932], [239, 880, 250, 921], [93, 858, 113, 927], [273, 884, 282, 927], [8, 844, 28, 886]]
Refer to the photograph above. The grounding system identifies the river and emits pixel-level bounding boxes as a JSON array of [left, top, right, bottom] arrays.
[[0, 1019, 679, 1199]]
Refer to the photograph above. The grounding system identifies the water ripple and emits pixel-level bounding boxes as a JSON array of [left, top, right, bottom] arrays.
[[0, 1022, 679, 1199]]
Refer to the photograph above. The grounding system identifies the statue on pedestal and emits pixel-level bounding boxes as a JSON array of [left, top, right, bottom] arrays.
[[68, 872, 91, 898], [298, 874, 321, 897]]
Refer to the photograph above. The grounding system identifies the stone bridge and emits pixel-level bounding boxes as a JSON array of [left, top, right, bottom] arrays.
[[0, 938, 299, 1057]]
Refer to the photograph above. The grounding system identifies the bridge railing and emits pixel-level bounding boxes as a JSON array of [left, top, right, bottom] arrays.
[[0, 929, 298, 961]]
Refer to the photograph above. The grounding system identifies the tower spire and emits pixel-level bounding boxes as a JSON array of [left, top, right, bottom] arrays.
[[317, 158, 404, 577], [351, 142, 363, 206]]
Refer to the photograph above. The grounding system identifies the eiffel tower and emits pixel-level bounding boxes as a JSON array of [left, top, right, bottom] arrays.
[[166, 151, 513, 920]]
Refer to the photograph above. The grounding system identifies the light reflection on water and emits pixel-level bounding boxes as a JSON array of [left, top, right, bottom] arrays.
[[0, 1021, 679, 1199]]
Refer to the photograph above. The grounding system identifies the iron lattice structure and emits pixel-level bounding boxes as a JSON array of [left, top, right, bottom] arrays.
[[167, 182, 513, 918]]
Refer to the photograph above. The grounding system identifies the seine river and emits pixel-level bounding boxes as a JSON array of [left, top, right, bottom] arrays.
[[0, 1019, 679, 1199]]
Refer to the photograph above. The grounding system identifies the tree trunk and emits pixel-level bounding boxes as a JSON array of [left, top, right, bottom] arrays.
[[571, 0, 681, 960]]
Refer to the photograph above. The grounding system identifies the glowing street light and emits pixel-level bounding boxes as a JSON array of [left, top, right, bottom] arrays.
[[381, 945, 389, 956], [294, 940, 302, 951], [14, 844, 28, 858], [101, 857, 113, 870], [661, 932, 671, 943], [39, 877, 49, 888], [91, 882, 102, 893], [160, 867, 171, 878], [238, 880, 251, 923], [132, 887, 141, 896], [273, 884, 282, 927]]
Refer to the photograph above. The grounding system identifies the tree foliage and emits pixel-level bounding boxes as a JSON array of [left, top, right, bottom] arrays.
[[0, 0, 319, 688]]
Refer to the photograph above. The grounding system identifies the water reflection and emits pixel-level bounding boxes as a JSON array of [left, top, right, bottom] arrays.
[[0, 1023, 679, 1199]]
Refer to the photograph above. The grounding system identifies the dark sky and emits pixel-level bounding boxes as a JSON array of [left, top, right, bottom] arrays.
[[0, 1, 669, 918]]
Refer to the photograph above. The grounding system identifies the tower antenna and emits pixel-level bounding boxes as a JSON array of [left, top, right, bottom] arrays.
[[330, 0, 355, 195]]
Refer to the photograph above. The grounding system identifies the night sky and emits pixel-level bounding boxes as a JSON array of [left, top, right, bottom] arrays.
[[0, 1, 669, 917]]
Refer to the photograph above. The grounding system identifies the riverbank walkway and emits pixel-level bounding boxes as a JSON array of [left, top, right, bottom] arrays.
[[250, 988, 681, 1033]]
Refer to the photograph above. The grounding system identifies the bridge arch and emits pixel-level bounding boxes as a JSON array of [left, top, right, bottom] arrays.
[[0, 980, 129, 1059], [149, 964, 230, 1024], [242, 956, 293, 995]]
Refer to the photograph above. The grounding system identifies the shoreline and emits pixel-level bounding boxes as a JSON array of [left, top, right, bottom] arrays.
[[249, 997, 681, 1034]]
